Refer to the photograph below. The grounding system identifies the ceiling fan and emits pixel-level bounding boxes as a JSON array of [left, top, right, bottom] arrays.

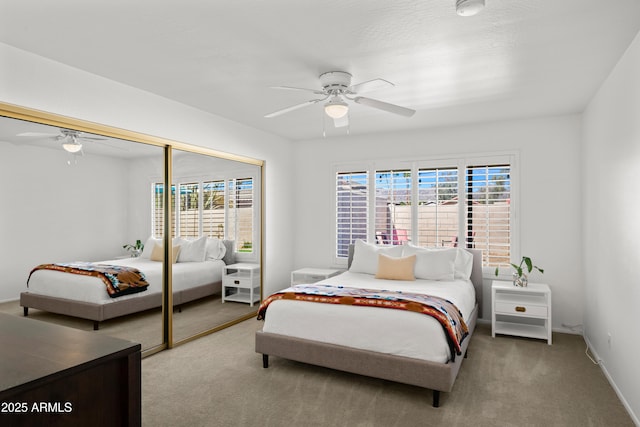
[[264, 71, 416, 128], [17, 128, 108, 155]]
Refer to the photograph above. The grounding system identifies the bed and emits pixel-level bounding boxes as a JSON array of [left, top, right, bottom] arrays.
[[255, 241, 483, 407], [20, 236, 233, 330]]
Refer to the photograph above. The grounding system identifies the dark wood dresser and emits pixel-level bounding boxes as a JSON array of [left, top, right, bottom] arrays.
[[0, 313, 141, 426]]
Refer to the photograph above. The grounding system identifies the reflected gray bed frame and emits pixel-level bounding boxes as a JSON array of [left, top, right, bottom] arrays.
[[255, 247, 483, 407], [20, 281, 222, 331]]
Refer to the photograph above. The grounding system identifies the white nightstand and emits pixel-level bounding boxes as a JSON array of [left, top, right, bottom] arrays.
[[492, 280, 552, 345], [291, 268, 343, 286], [222, 263, 260, 306]]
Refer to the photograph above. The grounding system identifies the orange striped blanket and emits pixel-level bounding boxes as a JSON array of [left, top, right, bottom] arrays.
[[28, 262, 149, 298], [257, 284, 468, 357]]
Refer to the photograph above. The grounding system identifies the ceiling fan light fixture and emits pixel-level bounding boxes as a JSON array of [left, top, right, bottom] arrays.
[[62, 142, 82, 153], [324, 97, 349, 119], [456, 0, 485, 16]]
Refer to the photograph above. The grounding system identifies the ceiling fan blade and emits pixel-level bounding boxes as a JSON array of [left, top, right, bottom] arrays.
[[264, 98, 324, 118], [79, 135, 107, 141], [348, 78, 394, 94], [17, 132, 58, 137], [333, 114, 349, 128], [354, 96, 416, 117], [270, 86, 326, 95]]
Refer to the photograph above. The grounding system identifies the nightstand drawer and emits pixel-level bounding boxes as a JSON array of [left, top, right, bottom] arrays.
[[495, 301, 547, 317], [223, 275, 253, 288]]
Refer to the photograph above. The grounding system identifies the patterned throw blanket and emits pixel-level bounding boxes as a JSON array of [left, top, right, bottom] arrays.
[[257, 284, 469, 357], [28, 262, 150, 298]]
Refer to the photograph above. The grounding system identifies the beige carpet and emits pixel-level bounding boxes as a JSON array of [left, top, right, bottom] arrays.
[[0, 296, 255, 351], [142, 321, 633, 427]]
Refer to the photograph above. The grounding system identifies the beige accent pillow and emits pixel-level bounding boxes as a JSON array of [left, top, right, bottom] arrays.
[[375, 254, 416, 281], [150, 243, 180, 263]]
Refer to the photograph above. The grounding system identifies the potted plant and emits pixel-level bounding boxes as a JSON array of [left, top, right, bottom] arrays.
[[123, 239, 144, 257], [495, 256, 544, 287]]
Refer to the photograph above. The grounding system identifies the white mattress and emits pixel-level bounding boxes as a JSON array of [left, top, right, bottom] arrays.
[[261, 271, 476, 363], [26, 258, 224, 304]]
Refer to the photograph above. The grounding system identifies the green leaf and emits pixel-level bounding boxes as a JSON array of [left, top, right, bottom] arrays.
[[523, 257, 533, 273]]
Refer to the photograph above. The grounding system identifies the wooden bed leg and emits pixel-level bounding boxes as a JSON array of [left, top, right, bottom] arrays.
[[432, 390, 441, 407], [93, 321, 100, 331], [262, 354, 269, 369], [23, 307, 29, 317]]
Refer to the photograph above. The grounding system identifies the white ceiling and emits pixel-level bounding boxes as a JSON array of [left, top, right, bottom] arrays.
[[1, 0, 639, 141]]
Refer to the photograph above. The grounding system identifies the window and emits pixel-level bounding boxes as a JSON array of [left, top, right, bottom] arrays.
[[227, 178, 254, 253], [375, 170, 412, 245], [153, 183, 176, 238], [465, 165, 511, 266], [336, 171, 368, 258], [202, 180, 225, 239], [152, 176, 254, 253], [416, 167, 459, 247], [335, 157, 514, 268]]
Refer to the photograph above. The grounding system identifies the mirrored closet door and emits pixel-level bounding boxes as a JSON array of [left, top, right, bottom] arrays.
[[0, 115, 166, 352], [0, 104, 263, 355], [170, 148, 262, 344]]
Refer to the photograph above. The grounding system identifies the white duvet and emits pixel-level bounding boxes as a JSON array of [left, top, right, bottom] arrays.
[[261, 271, 476, 363], [26, 258, 225, 304]]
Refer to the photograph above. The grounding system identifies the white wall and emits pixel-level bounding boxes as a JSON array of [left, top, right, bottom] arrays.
[[582, 31, 640, 423], [0, 42, 295, 296], [0, 142, 131, 301], [292, 115, 584, 326]]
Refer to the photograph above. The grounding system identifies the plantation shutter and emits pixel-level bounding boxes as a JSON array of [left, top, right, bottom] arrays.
[[152, 183, 176, 238], [465, 164, 511, 266], [336, 171, 369, 258], [228, 177, 254, 253], [416, 167, 459, 247], [374, 170, 412, 245], [203, 180, 225, 239], [178, 182, 199, 238]]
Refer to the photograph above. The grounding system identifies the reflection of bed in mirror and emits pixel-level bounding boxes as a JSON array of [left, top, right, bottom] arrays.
[[20, 237, 233, 330]]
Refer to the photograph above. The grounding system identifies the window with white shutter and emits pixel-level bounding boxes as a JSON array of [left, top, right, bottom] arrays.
[[334, 157, 514, 268], [465, 164, 511, 267], [336, 171, 368, 258], [151, 176, 255, 254], [202, 180, 225, 239], [228, 178, 254, 253], [152, 183, 176, 238], [416, 167, 459, 247], [375, 170, 412, 245]]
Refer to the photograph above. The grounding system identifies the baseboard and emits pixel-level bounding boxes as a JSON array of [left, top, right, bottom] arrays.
[[584, 335, 639, 426]]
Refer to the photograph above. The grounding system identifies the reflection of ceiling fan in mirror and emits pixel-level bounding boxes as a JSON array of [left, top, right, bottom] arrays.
[[17, 128, 109, 155], [264, 71, 416, 129]]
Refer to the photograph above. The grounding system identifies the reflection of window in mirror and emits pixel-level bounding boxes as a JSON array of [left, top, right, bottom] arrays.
[[152, 176, 256, 260]]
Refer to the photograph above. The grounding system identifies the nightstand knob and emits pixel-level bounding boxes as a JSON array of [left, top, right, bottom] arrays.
[[515, 306, 526, 313]]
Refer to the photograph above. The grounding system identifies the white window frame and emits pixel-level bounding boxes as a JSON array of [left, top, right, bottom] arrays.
[[150, 169, 260, 262], [333, 152, 519, 276]]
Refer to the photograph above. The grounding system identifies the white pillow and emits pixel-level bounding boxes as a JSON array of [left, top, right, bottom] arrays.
[[402, 245, 456, 281], [177, 236, 207, 262], [141, 237, 161, 259], [403, 244, 473, 280], [453, 248, 473, 280], [349, 240, 404, 275], [205, 238, 227, 260]]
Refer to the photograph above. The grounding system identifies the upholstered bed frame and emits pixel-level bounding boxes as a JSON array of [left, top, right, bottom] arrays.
[[21, 281, 222, 331], [255, 247, 483, 407]]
